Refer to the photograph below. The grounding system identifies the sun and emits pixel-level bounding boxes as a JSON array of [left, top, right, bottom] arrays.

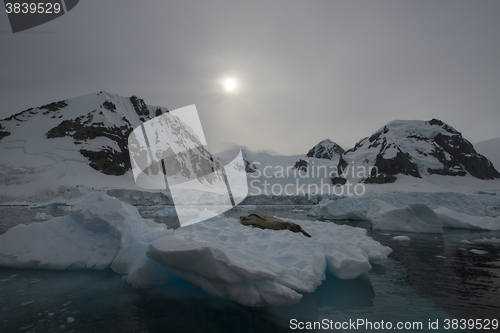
[[223, 78, 237, 92]]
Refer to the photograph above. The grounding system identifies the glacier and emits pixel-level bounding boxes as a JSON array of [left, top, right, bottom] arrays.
[[0, 193, 392, 307]]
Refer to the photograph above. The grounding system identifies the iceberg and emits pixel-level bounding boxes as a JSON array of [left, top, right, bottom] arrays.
[[308, 192, 498, 232], [0, 193, 172, 287], [367, 200, 443, 234], [308, 192, 489, 220], [434, 207, 500, 230], [0, 193, 392, 307], [147, 217, 392, 307]]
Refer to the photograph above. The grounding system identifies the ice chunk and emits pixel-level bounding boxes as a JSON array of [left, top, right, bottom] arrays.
[[308, 192, 489, 221], [472, 237, 500, 244], [308, 197, 370, 220], [470, 249, 488, 255], [152, 207, 178, 218], [151, 207, 202, 218], [392, 236, 411, 241], [32, 212, 53, 220], [147, 218, 391, 307], [0, 215, 118, 270], [0, 193, 169, 273], [69, 192, 154, 247], [368, 200, 442, 234], [474, 193, 500, 207], [434, 207, 500, 230]]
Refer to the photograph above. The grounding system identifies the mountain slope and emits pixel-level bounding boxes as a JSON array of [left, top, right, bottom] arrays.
[[1, 92, 498, 204]]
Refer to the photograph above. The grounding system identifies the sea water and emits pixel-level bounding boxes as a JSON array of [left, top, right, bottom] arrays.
[[0, 205, 499, 332]]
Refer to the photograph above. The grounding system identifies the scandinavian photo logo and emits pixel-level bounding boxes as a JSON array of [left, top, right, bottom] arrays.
[[3, 0, 79, 33], [128, 105, 248, 227]]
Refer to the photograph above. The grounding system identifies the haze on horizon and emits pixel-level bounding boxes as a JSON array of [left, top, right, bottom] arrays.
[[1, 0, 499, 155]]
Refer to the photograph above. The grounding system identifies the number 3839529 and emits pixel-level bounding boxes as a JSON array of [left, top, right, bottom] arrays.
[[5, 2, 62, 14]]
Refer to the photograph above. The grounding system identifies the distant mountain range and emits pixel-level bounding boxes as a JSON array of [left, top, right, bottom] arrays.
[[0, 91, 498, 203]]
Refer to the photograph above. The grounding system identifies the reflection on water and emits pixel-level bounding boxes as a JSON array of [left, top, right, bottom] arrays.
[[0, 205, 499, 332], [376, 229, 500, 321], [0, 263, 456, 333]]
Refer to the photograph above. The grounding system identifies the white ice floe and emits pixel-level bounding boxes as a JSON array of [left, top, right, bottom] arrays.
[[0, 193, 171, 291], [309, 192, 500, 232], [0, 193, 392, 307], [309, 192, 488, 220], [471, 237, 500, 245], [147, 218, 391, 307], [151, 207, 178, 218], [392, 236, 411, 241], [368, 200, 442, 234], [434, 207, 500, 230], [469, 249, 488, 255]]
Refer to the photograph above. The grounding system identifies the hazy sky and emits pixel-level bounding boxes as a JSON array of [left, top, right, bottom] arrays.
[[1, 0, 499, 155]]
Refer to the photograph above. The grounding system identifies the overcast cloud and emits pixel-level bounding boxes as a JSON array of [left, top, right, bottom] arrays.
[[1, 0, 499, 154]]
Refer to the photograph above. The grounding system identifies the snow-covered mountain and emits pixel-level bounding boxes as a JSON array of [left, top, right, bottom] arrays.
[[0, 92, 218, 203], [1, 91, 498, 204], [0, 92, 169, 175], [474, 137, 500, 172], [306, 139, 344, 160], [335, 119, 499, 184]]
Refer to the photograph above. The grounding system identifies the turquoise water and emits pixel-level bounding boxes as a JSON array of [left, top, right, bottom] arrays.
[[0, 205, 499, 332]]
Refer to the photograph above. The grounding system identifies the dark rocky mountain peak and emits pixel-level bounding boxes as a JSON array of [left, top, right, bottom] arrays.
[[306, 139, 344, 160]]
